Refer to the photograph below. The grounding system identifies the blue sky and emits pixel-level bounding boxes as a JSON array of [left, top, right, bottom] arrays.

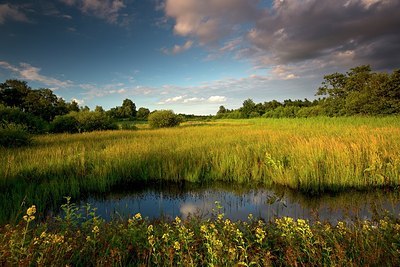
[[1, 0, 399, 115]]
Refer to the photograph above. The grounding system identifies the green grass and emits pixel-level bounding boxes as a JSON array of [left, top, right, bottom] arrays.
[[1, 116, 400, 223]]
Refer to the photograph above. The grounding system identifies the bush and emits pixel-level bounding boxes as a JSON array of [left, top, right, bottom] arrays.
[[0, 105, 48, 133], [50, 114, 79, 133], [0, 123, 32, 147], [148, 110, 181, 128], [72, 111, 118, 132]]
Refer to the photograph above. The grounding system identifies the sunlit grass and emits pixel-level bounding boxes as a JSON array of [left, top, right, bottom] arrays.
[[1, 116, 400, 223]]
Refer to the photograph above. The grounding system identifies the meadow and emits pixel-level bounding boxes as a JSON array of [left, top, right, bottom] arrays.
[[1, 116, 400, 223], [1, 116, 400, 265]]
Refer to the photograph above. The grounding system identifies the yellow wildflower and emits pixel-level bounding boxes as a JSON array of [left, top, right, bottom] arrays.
[[173, 241, 181, 251], [92, 226, 99, 234], [27, 205, 36, 216]]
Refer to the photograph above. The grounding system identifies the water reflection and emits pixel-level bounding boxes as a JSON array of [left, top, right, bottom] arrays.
[[78, 182, 400, 223]]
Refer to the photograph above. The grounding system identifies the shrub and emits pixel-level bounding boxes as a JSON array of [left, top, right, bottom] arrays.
[[73, 111, 118, 132], [148, 110, 181, 128], [0, 105, 48, 133], [0, 123, 32, 147], [50, 114, 79, 133]]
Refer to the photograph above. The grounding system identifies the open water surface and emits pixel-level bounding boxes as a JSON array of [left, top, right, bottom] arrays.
[[74, 183, 400, 223]]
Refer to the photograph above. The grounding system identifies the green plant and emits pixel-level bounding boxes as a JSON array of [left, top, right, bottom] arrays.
[[50, 114, 79, 133], [148, 110, 181, 128], [0, 123, 32, 147]]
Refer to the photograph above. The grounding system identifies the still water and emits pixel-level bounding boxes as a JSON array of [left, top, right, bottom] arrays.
[[77, 183, 400, 223]]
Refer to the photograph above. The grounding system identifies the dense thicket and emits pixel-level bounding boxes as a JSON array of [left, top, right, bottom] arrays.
[[148, 110, 181, 128], [0, 80, 144, 137], [216, 66, 400, 118]]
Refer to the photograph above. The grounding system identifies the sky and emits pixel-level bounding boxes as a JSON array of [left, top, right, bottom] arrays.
[[0, 0, 399, 115]]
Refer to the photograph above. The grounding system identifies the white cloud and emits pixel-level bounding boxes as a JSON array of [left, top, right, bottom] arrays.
[[165, 0, 259, 44], [157, 94, 227, 105], [60, 0, 126, 24], [0, 4, 29, 24], [0, 61, 72, 89], [207, 96, 226, 103], [72, 98, 85, 105], [162, 40, 193, 55]]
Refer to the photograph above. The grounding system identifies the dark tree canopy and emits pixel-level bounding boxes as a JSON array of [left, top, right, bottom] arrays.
[[216, 65, 400, 118], [137, 107, 150, 120]]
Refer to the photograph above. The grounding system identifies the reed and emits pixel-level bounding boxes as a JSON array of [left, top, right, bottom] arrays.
[[1, 116, 399, 223]]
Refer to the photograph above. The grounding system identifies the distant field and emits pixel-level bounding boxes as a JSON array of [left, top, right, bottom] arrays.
[[1, 116, 400, 223]]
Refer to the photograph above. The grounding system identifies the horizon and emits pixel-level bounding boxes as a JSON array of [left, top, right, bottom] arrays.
[[1, 0, 399, 115]]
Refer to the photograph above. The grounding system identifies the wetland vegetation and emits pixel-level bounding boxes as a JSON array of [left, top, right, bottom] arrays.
[[1, 66, 400, 265]]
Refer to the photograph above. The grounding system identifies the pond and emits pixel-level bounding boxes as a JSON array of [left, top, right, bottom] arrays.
[[75, 182, 400, 224]]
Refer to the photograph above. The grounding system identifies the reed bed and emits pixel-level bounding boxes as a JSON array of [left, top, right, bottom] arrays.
[[1, 117, 400, 223]]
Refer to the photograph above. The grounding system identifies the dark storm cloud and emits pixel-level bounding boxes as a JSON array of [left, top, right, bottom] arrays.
[[249, 0, 400, 69], [164, 0, 399, 71]]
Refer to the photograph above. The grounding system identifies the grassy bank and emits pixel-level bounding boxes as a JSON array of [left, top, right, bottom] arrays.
[[1, 117, 400, 223], [1, 202, 399, 266]]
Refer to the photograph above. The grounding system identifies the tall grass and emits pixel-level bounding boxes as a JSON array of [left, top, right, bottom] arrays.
[[1, 117, 400, 223]]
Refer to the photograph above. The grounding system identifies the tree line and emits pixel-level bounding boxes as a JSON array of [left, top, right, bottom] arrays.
[[216, 65, 400, 118]]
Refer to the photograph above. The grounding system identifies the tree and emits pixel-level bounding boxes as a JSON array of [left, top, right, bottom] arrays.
[[81, 106, 90, 112], [148, 110, 181, 128], [66, 100, 80, 112], [0, 79, 30, 108], [121, 98, 136, 119], [95, 105, 105, 113], [22, 88, 66, 121], [137, 107, 150, 120], [240, 99, 256, 118]]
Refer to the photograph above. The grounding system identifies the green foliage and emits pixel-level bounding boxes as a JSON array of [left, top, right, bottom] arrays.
[[1, 202, 399, 266], [107, 98, 137, 120], [0, 123, 32, 147], [50, 114, 79, 133], [72, 111, 117, 132], [216, 66, 400, 118], [0, 79, 30, 107], [240, 98, 256, 118], [0, 105, 48, 133], [0, 79, 78, 122], [50, 111, 117, 133], [136, 107, 150, 120], [148, 110, 181, 128]]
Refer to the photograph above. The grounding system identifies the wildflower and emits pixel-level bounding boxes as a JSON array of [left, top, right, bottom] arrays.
[[27, 205, 36, 216], [255, 227, 266, 244], [92, 226, 99, 235], [173, 241, 181, 251], [148, 235, 155, 247], [200, 225, 207, 233], [379, 219, 388, 230], [162, 233, 169, 241], [175, 216, 181, 225], [134, 213, 142, 220], [40, 231, 47, 239], [23, 205, 36, 222], [147, 224, 153, 233]]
